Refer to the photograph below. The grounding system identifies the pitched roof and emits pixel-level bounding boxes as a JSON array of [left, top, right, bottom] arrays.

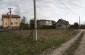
[[57, 19, 69, 25], [2, 14, 21, 18]]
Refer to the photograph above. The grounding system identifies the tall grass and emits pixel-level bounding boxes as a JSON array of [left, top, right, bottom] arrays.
[[63, 31, 84, 55], [0, 30, 78, 55]]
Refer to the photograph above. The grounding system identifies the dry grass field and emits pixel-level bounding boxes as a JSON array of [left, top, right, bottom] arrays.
[[0, 29, 79, 55], [13, 29, 76, 40]]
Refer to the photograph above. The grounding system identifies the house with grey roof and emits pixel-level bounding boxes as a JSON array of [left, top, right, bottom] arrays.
[[56, 19, 70, 29]]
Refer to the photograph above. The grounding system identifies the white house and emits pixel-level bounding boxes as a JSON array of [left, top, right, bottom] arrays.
[[56, 19, 70, 29]]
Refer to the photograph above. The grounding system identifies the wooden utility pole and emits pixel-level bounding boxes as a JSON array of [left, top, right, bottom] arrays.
[[8, 8, 13, 30], [33, 0, 38, 41], [79, 16, 80, 29]]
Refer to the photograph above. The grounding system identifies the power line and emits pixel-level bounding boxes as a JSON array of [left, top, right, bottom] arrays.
[[58, 0, 75, 16], [58, 0, 71, 12], [57, 0, 77, 22]]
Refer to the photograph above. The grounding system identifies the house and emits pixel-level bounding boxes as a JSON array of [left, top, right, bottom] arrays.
[[37, 20, 53, 26], [2, 14, 21, 30], [56, 19, 70, 29], [30, 19, 56, 29], [37, 20, 56, 29]]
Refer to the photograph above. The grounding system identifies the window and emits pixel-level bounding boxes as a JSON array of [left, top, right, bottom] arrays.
[[11, 22, 13, 25], [15, 22, 18, 24], [5, 23, 7, 25]]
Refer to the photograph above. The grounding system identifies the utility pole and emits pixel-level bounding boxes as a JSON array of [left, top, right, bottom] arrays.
[[8, 8, 13, 30], [79, 16, 80, 29], [33, 0, 38, 41]]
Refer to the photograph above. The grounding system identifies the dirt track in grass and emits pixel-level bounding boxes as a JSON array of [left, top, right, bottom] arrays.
[[43, 30, 83, 55]]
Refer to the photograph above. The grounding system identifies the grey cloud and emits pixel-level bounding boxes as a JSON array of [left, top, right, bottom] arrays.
[[0, 0, 85, 25]]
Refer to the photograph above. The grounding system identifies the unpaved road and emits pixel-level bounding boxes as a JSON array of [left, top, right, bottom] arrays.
[[42, 30, 83, 55], [74, 30, 85, 55]]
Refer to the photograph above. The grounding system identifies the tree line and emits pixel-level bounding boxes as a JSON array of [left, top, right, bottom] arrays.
[[20, 17, 85, 30]]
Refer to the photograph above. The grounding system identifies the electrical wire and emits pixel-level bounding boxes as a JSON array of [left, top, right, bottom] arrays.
[[58, 0, 76, 16], [57, 0, 78, 23]]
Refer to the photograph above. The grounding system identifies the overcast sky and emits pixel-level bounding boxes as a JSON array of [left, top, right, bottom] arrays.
[[0, 0, 85, 25]]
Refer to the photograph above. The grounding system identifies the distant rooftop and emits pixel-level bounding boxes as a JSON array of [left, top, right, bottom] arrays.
[[57, 19, 69, 25], [2, 14, 21, 18], [31, 19, 55, 21]]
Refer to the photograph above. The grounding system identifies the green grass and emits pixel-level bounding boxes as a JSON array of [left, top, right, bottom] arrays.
[[63, 31, 84, 55], [0, 30, 78, 55]]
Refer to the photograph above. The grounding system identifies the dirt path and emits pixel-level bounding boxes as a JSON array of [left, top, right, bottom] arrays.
[[74, 30, 85, 55], [43, 30, 83, 55]]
